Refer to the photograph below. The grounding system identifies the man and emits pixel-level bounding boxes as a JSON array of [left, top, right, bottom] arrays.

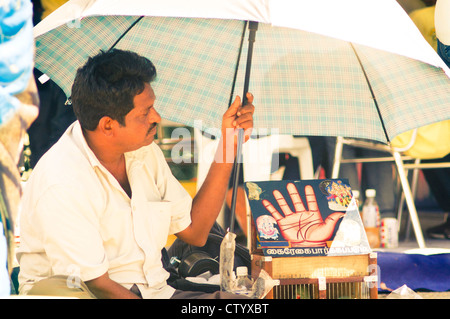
[[17, 49, 255, 298]]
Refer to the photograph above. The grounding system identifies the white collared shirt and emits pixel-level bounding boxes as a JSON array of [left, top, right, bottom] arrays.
[[17, 121, 192, 298]]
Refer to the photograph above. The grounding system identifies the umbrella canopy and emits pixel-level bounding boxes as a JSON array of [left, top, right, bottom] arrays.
[[33, 0, 450, 143], [234, 25, 450, 142]]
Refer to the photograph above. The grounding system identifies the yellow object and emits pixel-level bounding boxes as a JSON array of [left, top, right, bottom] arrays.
[[399, 7, 450, 160], [41, 0, 68, 19], [165, 180, 197, 247], [392, 120, 450, 159], [165, 234, 177, 248], [409, 6, 437, 51], [180, 181, 197, 198]]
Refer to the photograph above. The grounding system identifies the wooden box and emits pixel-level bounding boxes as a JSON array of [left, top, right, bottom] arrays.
[[244, 180, 379, 299], [251, 252, 378, 299], [248, 213, 378, 299]]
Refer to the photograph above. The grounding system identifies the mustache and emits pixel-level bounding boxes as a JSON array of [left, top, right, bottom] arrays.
[[147, 122, 157, 135]]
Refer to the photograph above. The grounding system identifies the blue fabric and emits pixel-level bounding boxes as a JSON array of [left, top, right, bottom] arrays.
[[437, 38, 450, 69], [0, 0, 34, 125], [378, 251, 450, 292]]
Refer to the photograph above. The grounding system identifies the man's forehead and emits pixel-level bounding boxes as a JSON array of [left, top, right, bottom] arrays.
[[134, 83, 156, 105]]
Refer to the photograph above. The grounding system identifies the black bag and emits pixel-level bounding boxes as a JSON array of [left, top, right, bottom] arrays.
[[162, 222, 251, 292]]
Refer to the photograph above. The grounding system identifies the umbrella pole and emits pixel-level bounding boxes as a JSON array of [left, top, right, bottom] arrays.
[[221, 23, 258, 294], [229, 21, 258, 234]]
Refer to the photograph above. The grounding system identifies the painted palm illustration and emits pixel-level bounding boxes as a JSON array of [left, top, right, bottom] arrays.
[[245, 179, 371, 257]]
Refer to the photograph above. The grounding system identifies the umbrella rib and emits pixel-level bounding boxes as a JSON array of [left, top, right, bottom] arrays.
[[63, 16, 145, 106], [349, 43, 390, 143], [108, 16, 145, 51]]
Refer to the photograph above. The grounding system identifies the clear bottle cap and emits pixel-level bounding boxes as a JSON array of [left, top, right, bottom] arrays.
[[236, 266, 248, 277], [365, 189, 376, 197]]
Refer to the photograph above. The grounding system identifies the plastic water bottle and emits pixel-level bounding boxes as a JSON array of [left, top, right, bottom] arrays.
[[362, 189, 380, 248], [235, 266, 254, 296]]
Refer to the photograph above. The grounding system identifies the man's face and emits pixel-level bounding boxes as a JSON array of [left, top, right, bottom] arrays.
[[116, 83, 160, 151]]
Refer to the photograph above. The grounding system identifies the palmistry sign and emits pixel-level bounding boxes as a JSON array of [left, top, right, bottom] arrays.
[[245, 179, 371, 257]]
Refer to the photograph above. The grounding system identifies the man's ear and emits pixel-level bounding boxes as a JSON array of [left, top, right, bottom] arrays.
[[98, 116, 115, 137]]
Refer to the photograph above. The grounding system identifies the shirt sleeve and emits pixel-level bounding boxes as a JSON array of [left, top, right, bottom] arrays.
[[168, 194, 192, 235], [32, 184, 109, 282]]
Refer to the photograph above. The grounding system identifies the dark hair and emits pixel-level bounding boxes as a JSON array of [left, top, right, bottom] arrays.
[[71, 49, 157, 131]]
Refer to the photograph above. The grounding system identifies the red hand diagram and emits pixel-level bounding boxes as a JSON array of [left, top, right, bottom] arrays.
[[262, 183, 344, 247]]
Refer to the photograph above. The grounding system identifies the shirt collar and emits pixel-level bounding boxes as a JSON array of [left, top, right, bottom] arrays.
[[71, 120, 103, 168], [70, 120, 144, 170]]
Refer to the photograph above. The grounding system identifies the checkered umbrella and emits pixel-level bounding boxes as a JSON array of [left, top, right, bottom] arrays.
[[33, 0, 450, 144]]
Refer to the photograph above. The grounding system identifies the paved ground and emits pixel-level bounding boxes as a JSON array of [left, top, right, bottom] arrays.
[[377, 210, 450, 253], [379, 291, 450, 299]]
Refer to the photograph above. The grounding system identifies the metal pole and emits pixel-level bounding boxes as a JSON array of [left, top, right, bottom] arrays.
[[393, 151, 426, 248], [331, 136, 344, 178]]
